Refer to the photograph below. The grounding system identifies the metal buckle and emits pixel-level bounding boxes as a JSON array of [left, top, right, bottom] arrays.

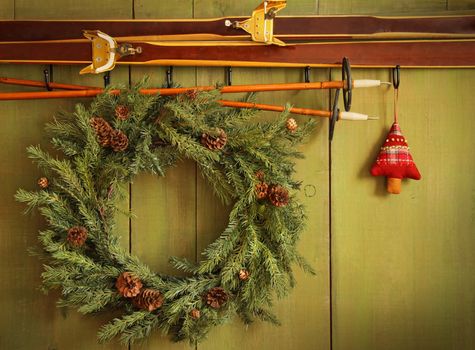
[[225, 1, 287, 46], [80, 30, 142, 75]]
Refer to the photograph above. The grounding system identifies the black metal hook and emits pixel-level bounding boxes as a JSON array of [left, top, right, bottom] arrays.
[[225, 66, 232, 86], [103, 71, 111, 88], [329, 88, 340, 142], [342, 57, 352, 112], [392, 65, 400, 89], [43, 66, 53, 91], [304, 66, 311, 83], [166, 66, 173, 88]]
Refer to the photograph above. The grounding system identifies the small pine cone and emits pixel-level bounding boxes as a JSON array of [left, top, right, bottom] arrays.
[[201, 128, 228, 150], [255, 182, 269, 200], [185, 89, 199, 100], [37, 177, 49, 189], [116, 272, 143, 298], [239, 269, 250, 281], [132, 288, 164, 311], [255, 170, 265, 181], [268, 185, 290, 207], [115, 105, 130, 120], [67, 226, 88, 247], [110, 129, 129, 152], [190, 309, 201, 319], [90, 117, 113, 147], [286, 118, 298, 132], [206, 287, 228, 309]]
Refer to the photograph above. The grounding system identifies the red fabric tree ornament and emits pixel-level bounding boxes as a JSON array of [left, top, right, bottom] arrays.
[[370, 122, 421, 194]]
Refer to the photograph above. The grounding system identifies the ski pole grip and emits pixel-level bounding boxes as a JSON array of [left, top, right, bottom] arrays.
[[353, 79, 381, 88], [339, 111, 369, 121]]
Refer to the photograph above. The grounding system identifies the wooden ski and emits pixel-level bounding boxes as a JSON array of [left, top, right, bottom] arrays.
[[2, 15, 475, 43], [2, 39, 474, 70]]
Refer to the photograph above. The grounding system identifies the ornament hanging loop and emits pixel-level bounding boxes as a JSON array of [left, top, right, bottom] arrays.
[[392, 65, 400, 123]]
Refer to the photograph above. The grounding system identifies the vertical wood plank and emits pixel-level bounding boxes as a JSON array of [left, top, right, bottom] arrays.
[[129, 68, 197, 350], [0, 82, 74, 350], [330, 67, 475, 350], [319, 0, 446, 14], [135, 0, 192, 18], [131, 2, 196, 350], [0, 2, 132, 349], [14, 0, 132, 19], [194, 2, 331, 350], [0, 0, 13, 19], [448, 0, 475, 10]]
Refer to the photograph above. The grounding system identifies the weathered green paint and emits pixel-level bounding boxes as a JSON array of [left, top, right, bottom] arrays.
[[14, 0, 133, 19], [448, 0, 475, 10], [319, 0, 447, 14], [130, 3, 197, 350], [330, 68, 475, 350], [0, 0, 13, 19], [193, 2, 330, 349], [1, 1, 475, 350]]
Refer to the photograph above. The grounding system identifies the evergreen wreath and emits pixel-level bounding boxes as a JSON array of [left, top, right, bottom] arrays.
[[16, 81, 316, 345]]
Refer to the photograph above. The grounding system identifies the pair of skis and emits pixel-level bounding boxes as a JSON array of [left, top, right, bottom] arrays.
[[1, 1, 475, 72]]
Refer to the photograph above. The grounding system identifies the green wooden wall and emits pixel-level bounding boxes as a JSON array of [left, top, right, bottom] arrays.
[[0, 1, 474, 349]]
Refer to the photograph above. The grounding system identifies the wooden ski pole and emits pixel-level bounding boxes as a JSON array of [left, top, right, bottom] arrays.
[[219, 100, 377, 120], [0, 77, 98, 90], [0, 77, 386, 94], [0, 89, 376, 120]]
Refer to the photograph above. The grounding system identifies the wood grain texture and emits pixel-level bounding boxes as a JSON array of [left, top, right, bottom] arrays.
[[130, 67, 198, 350], [0, 1, 132, 350], [0, 64, 130, 350], [448, 0, 475, 10], [131, 3, 196, 350], [194, 3, 330, 350], [14, 0, 133, 19], [319, 0, 446, 15], [134, 0, 193, 19], [330, 68, 475, 350], [326, 4, 475, 350], [2, 1, 475, 350], [194, 67, 330, 350], [0, 0, 13, 19]]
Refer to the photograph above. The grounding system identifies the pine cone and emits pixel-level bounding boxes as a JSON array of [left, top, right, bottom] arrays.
[[255, 182, 269, 200], [286, 118, 298, 132], [255, 170, 265, 181], [185, 89, 199, 100], [132, 288, 164, 311], [67, 226, 88, 247], [190, 309, 201, 319], [37, 177, 49, 189], [268, 185, 289, 207], [90, 117, 112, 147], [110, 129, 129, 152], [206, 287, 228, 309], [201, 128, 228, 150], [239, 269, 250, 281], [116, 272, 143, 298], [115, 105, 130, 120]]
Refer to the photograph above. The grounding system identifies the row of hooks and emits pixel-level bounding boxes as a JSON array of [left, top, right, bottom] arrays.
[[41, 62, 401, 142], [42, 64, 402, 91]]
